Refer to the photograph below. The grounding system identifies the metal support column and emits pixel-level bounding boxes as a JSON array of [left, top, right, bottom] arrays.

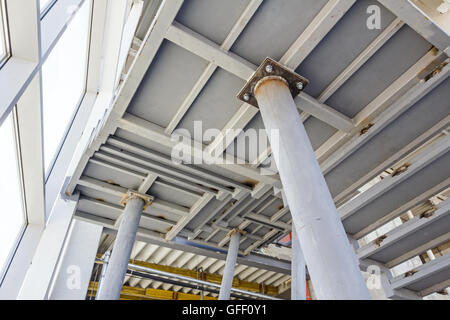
[[219, 229, 241, 300], [95, 250, 110, 299], [238, 58, 370, 299], [291, 227, 306, 300], [96, 191, 152, 300]]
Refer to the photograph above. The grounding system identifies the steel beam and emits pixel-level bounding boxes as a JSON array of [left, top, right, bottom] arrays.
[[378, 0, 450, 53]]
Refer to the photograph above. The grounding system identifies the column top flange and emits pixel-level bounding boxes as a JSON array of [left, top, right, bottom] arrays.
[[121, 190, 154, 210], [236, 57, 309, 108], [227, 228, 245, 238]]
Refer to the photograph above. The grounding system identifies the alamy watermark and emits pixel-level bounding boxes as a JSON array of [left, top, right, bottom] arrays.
[[170, 121, 280, 176], [66, 265, 81, 290]]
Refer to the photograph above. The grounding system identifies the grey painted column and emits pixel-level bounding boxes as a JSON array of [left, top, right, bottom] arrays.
[[291, 227, 306, 300], [96, 196, 145, 300], [219, 230, 241, 300], [254, 77, 370, 299]]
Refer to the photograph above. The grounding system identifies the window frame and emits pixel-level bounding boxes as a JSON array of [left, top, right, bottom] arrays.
[[0, 0, 11, 68], [0, 107, 28, 285], [40, 0, 57, 19], [43, 0, 92, 180]]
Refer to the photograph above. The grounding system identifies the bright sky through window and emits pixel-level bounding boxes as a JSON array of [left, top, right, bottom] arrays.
[[42, 1, 90, 173], [0, 113, 25, 280]]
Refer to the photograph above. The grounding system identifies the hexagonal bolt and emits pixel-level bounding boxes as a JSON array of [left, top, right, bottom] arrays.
[[296, 82, 304, 90], [265, 64, 273, 73], [243, 93, 251, 101]]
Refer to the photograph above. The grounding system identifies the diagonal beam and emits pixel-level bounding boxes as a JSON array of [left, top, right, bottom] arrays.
[[320, 53, 449, 174], [377, 0, 450, 53], [390, 254, 450, 291], [118, 112, 281, 186], [338, 134, 450, 220], [165, 193, 215, 240], [354, 178, 450, 239], [66, 0, 184, 196], [280, 0, 357, 68], [333, 116, 450, 204], [318, 18, 405, 103], [356, 199, 450, 260]]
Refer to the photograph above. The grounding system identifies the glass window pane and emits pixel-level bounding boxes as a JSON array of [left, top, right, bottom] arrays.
[[0, 0, 8, 61], [0, 112, 26, 280], [42, 1, 90, 172], [40, 0, 54, 13]]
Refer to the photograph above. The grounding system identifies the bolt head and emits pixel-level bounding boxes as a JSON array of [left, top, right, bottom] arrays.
[[265, 64, 273, 73], [296, 82, 304, 90], [243, 93, 251, 101]]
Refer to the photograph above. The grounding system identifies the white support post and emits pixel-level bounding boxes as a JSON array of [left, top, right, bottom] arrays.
[[17, 194, 80, 300], [254, 76, 370, 300], [48, 219, 103, 300], [96, 192, 147, 300], [291, 227, 306, 300], [218, 230, 241, 300]]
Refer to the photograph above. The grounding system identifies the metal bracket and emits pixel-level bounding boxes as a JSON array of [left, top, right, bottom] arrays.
[[236, 57, 309, 108], [391, 163, 411, 177], [227, 228, 246, 238], [121, 190, 154, 210]]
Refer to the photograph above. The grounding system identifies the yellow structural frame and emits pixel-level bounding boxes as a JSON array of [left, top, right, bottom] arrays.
[[95, 256, 279, 296], [88, 281, 218, 300]]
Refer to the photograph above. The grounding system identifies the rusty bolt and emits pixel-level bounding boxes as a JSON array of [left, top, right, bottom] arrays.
[[296, 82, 304, 90], [243, 93, 251, 101], [265, 64, 273, 73]]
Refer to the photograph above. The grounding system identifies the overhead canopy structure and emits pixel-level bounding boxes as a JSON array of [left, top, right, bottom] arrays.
[[2, 0, 448, 301], [62, 0, 450, 299]]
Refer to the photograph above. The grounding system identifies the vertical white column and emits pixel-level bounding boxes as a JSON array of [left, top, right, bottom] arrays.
[[48, 220, 103, 300], [291, 227, 306, 300], [219, 230, 241, 300], [96, 196, 144, 300], [254, 77, 370, 300]]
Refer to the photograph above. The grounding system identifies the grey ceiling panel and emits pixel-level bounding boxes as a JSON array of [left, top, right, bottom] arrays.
[[77, 185, 123, 206], [303, 116, 338, 151], [231, 0, 329, 66], [78, 197, 119, 221], [296, 0, 396, 97], [177, 68, 246, 144], [226, 111, 337, 163], [175, 0, 251, 45], [343, 152, 450, 234], [325, 78, 450, 198], [83, 161, 144, 191], [147, 179, 199, 208], [325, 25, 432, 117], [114, 129, 174, 157], [185, 197, 231, 230], [258, 198, 284, 218], [127, 40, 209, 128], [225, 113, 268, 163]]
